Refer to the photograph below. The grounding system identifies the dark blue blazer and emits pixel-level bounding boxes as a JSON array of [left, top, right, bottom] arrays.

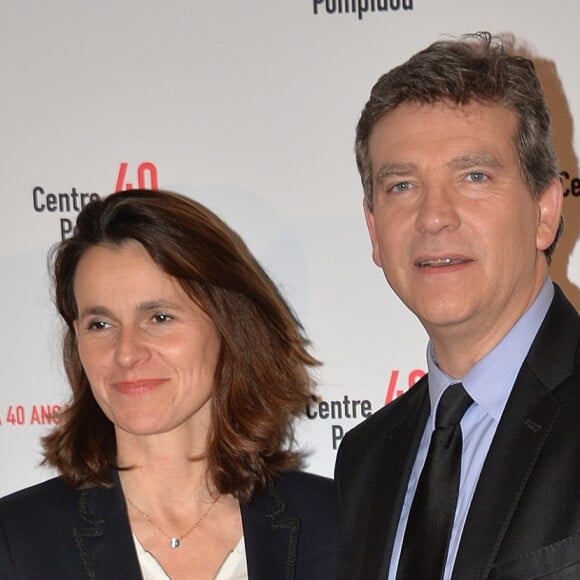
[[336, 285, 580, 579], [0, 470, 336, 579]]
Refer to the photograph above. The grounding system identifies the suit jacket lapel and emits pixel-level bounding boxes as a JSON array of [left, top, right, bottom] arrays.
[[73, 472, 142, 579], [452, 286, 577, 579], [360, 380, 430, 578], [452, 368, 561, 579], [241, 481, 300, 580]]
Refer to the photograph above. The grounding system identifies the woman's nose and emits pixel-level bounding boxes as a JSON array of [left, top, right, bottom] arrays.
[[113, 327, 151, 368]]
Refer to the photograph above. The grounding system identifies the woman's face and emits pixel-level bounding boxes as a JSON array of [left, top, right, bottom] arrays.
[[73, 241, 221, 444]]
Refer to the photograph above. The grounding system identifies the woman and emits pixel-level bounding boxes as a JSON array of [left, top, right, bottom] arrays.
[[0, 189, 335, 579]]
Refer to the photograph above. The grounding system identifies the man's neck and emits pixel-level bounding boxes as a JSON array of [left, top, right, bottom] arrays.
[[428, 277, 549, 378]]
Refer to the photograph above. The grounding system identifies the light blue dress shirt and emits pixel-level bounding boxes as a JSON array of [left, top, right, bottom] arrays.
[[388, 278, 554, 580]]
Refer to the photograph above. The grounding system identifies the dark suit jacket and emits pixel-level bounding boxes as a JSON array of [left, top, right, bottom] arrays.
[[0, 470, 336, 579], [335, 285, 580, 579]]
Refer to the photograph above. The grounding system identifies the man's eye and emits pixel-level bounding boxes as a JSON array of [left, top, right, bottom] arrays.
[[466, 172, 488, 182], [390, 182, 412, 193]]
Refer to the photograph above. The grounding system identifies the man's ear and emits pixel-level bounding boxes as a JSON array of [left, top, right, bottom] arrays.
[[536, 177, 564, 252], [363, 199, 383, 268]]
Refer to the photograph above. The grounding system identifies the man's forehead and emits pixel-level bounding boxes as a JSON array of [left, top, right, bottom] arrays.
[[368, 100, 518, 156]]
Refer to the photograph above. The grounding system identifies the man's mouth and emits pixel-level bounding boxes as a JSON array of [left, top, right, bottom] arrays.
[[416, 257, 468, 268]]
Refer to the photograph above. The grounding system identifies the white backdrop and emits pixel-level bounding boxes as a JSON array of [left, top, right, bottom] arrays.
[[1, 0, 579, 497]]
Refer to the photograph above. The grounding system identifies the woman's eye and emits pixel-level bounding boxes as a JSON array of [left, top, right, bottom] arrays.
[[87, 321, 110, 331], [152, 313, 173, 324]]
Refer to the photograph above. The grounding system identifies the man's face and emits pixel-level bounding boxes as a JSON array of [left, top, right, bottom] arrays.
[[364, 101, 561, 366]]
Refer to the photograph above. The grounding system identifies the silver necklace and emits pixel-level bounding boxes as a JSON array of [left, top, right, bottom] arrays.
[[126, 495, 220, 549]]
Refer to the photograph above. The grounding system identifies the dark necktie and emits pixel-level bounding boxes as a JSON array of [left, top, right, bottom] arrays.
[[396, 382, 473, 580]]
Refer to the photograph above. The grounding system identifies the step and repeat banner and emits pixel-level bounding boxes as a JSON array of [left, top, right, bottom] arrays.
[[1, 1, 579, 497]]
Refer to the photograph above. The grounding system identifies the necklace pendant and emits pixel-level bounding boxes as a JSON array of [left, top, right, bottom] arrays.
[[170, 537, 180, 549]]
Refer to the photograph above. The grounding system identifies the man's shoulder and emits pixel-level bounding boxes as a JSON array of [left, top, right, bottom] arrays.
[[527, 284, 580, 387], [543, 283, 580, 339], [334, 377, 428, 482], [341, 376, 428, 447]]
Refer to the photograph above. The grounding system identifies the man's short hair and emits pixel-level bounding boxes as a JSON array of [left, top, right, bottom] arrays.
[[356, 32, 563, 259]]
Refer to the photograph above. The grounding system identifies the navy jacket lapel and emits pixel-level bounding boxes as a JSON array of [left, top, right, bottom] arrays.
[[73, 473, 142, 579], [452, 286, 577, 579], [241, 481, 300, 580]]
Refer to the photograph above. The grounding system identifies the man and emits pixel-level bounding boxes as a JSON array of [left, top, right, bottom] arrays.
[[335, 32, 580, 579]]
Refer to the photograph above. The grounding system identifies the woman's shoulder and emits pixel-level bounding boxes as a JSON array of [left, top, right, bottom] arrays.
[[267, 470, 336, 522], [0, 472, 124, 526], [0, 478, 82, 556], [273, 470, 335, 500], [0, 476, 79, 526], [243, 470, 335, 519], [271, 471, 336, 578]]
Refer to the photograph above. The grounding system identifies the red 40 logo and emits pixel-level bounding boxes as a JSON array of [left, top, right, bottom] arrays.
[[385, 369, 425, 404], [115, 162, 159, 192]]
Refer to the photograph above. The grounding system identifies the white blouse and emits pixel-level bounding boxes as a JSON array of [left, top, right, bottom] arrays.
[[133, 534, 248, 580]]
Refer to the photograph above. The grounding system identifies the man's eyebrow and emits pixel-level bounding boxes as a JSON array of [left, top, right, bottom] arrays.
[[448, 153, 504, 171], [376, 163, 417, 181]]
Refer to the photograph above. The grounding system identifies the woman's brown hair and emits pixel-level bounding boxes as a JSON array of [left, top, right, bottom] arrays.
[[43, 189, 318, 502]]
